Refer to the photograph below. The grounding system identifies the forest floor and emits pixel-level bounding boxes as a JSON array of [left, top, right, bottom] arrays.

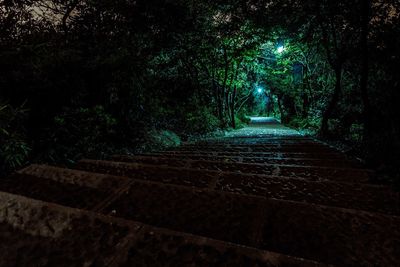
[[0, 118, 399, 266]]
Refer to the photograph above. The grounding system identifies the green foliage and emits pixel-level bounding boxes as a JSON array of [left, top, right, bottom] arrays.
[[0, 103, 31, 174], [184, 108, 220, 136], [288, 116, 320, 131], [141, 129, 181, 152], [45, 106, 118, 163], [348, 124, 363, 144], [234, 117, 247, 129], [237, 112, 251, 125]]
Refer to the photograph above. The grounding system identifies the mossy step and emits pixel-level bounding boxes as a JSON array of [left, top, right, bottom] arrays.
[[199, 136, 310, 141], [0, 191, 326, 267], [0, 172, 110, 210], [6, 164, 400, 266], [78, 159, 372, 184], [19, 164, 398, 216], [18, 164, 130, 191], [156, 150, 347, 159], [171, 145, 335, 153], [188, 139, 316, 145], [184, 142, 328, 147], [12, 166, 398, 266], [112, 155, 367, 178], [127, 153, 361, 168], [91, 173, 400, 266], [20, 164, 399, 215]]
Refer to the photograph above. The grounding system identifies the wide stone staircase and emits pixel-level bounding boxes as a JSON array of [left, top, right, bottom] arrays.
[[1, 118, 399, 266]]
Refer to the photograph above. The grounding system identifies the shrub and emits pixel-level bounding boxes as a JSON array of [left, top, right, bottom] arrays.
[[45, 106, 118, 163], [0, 103, 30, 174], [140, 129, 181, 152], [237, 112, 251, 125], [184, 108, 220, 136], [287, 116, 320, 132]]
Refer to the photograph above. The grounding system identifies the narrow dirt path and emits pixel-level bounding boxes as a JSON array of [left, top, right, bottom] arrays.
[[0, 117, 399, 266]]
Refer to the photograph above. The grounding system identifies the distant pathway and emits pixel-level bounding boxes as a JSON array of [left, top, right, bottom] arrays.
[[0, 117, 399, 266], [226, 116, 299, 137]]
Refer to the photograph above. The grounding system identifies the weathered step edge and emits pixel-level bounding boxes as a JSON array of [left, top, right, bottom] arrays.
[[111, 154, 370, 175], [7, 165, 400, 266], [17, 164, 400, 216], [113, 154, 363, 168], [0, 191, 330, 267], [77, 159, 373, 185]]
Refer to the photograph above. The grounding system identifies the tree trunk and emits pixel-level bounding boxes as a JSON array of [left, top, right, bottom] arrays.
[[360, 0, 372, 143], [321, 67, 342, 136], [231, 86, 237, 128], [277, 95, 284, 122]]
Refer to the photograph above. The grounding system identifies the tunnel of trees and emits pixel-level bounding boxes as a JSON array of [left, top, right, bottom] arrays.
[[1, 0, 399, 186]]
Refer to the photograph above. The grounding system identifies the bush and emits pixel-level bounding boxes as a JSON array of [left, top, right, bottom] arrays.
[[45, 106, 118, 163], [0, 103, 30, 174], [140, 129, 181, 152], [287, 116, 320, 132], [237, 112, 251, 125], [347, 123, 363, 143], [184, 108, 220, 136]]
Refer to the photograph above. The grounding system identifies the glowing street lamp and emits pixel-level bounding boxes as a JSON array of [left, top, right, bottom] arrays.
[[276, 38, 285, 54], [257, 87, 263, 94], [277, 45, 285, 54]]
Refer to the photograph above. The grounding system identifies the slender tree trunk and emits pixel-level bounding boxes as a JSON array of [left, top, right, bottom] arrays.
[[212, 71, 223, 122], [321, 67, 342, 136], [221, 47, 229, 122], [225, 89, 231, 123], [231, 86, 237, 128], [302, 66, 310, 118], [277, 95, 284, 122], [360, 0, 372, 142], [302, 87, 310, 118]]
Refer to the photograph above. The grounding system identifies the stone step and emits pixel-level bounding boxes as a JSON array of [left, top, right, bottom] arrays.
[[76, 159, 215, 188], [98, 179, 400, 266], [184, 142, 330, 148], [155, 150, 347, 159], [112, 154, 364, 174], [256, 199, 400, 266], [0, 171, 111, 211], [171, 145, 335, 153], [78, 159, 372, 184], [22, 164, 400, 267], [127, 154, 361, 168], [0, 191, 325, 267], [215, 172, 399, 216], [19, 165, 400, 215], [13, 166, 398, 266], [21, 164, 399, 215], [200, 136, 309, 141], [4, 161, 400, 266], [18, 164, 131, 191], [101, 179, 267, 247], [187, 138, 316, 145]]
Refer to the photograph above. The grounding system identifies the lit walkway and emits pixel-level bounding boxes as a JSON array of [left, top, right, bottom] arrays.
[[226, 116, 300, 137]]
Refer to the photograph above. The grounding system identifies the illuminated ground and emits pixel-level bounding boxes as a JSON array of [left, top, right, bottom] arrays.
[[225, 116, 300, 137]]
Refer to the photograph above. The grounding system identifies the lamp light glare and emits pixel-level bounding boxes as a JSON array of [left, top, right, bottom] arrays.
[[277, 46, 284, 53], [257, 88, 263, 93]]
